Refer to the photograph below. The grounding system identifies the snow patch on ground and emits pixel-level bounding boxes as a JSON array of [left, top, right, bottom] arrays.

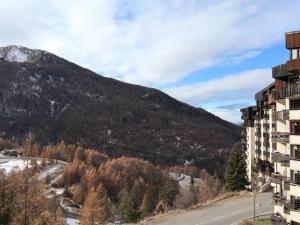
[[65, 218, 79, 225], [39, 164, 62, 179], [0, 159, 29, 173]]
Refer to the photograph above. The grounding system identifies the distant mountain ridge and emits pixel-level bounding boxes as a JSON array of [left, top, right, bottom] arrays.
[[0, 45, 240, 176]]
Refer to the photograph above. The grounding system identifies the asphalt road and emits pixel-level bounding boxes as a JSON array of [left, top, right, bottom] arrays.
[[152, 192, 273, 225]]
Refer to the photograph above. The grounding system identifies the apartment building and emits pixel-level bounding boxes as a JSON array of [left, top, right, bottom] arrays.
[[241, 31, 300, 225]]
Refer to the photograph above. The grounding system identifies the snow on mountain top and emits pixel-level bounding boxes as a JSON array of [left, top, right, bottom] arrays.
[[5, 46, 28, 62], [0, 45, 46, 63]]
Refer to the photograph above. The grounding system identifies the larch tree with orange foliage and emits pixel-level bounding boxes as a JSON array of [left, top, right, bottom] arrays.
[[80, 187, 105, 225]]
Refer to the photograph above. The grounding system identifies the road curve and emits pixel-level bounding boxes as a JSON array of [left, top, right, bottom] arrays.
[[151, 192, 273, 225]]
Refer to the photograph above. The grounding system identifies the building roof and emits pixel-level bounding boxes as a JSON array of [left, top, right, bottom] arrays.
[[255, 82, 275, 100]]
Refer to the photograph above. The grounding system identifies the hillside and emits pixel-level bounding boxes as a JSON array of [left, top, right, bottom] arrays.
[[0, 45, 240, 175]]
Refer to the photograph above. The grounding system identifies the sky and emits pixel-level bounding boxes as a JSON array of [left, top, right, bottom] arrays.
[[0, 0, 300, 123]]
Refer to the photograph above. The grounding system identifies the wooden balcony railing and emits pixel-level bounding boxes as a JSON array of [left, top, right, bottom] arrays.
[[272, 110, 289, 121], [272, 63, 291, 79], [274, 83, 300, 100], [287, 59, 300, 72]]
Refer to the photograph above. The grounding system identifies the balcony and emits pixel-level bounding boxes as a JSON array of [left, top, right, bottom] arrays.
[[255, 149, 262, 155], [241, 129, 246, 136], [284, 201, 291, 214], [255, 131, 261, 137], [262, 101, 269, 110], [272, 132, 290, 144], [263, 150, 270, 157], [272, 110, 289, 121], [271, 213, 288, 225], [262, 113, 269, 119], [286, 31, 300, 49], [271, 173, 286, 184], [255, 123, 261, 128], [272, 63, 292, 79], [272, 142, 277, 151], [274, 83, 300, 100], [241, 138, 246, 144], [255, 140, 261, 146], [263, 141, 270, 148], [263, 123, 270, 129], [271, 152, 290, 166], [241, 143, 246, 150], [287, 59, 300, 72], [253, 114, 260, 120], [284, 179, 291, 190], [273, 193, 287, 205]]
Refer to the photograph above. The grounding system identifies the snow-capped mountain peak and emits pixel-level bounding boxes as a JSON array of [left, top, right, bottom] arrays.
[[0, 45, 47, 63]]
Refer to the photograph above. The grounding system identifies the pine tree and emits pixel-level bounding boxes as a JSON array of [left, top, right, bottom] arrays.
[[225, 143, 250, 191], [159, 177, 177, 209], [63, 186, 72, 198], [141, 192, 152, 217], [119, 188, 140, 223]]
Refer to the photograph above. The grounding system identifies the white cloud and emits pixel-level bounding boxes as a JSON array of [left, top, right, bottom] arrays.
[[164, 68, 273, 123], [0, 0, 299, 86]]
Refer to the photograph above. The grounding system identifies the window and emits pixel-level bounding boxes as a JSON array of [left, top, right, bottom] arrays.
[[290, 99, 300, 110], [291, 170, 300, 185], [291, 195, 300, 210], [292, 49, 298, 60], [291, 121, 300, 135], [291, 145, 300, 159], [296, 173, 300, 185]]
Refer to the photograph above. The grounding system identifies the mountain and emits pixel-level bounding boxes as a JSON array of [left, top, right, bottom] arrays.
[[0, 45, 240, 175]]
